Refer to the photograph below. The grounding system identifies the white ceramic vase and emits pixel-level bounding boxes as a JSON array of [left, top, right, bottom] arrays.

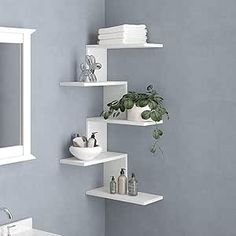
[[127, 105, 151, 122]]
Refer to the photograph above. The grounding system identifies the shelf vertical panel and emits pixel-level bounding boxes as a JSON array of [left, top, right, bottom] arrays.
[[86, 45, 129, 190], [86, 46, 107, 82], [104, 155, 128, 189], [86, 120, 107, 151], [103, 83, 128, 120]]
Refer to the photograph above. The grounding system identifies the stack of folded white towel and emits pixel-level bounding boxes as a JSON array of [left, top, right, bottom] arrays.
[[98, 24, 148, 45]]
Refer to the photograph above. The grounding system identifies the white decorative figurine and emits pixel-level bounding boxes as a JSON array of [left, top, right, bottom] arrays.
[[79, 55, 102, 82]]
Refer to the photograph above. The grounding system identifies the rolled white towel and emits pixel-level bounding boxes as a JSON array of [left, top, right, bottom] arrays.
[[98, 24, 147, 35], [98, 31, 147, 40], [98, 38, 147, 45]]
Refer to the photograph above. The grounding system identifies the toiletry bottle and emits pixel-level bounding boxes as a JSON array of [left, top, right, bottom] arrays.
[[110, 176, 116, 194], [88, 132, 98, 147], [118, 168, 127, 195], [128, 173, 138, 196]]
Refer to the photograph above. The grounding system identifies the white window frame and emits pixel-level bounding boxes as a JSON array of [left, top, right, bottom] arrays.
[[0, 27, 36, 166]]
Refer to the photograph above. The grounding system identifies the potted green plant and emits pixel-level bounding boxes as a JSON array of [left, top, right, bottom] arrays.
[[101, 85, 169, 154]]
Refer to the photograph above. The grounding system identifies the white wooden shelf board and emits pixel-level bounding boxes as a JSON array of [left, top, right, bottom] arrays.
[[86, 187, 163, 206], [86, 43, 163, 49], [60, 81, 127, 87], [60, 152, 127, 167], [87, 117, 163, 126]]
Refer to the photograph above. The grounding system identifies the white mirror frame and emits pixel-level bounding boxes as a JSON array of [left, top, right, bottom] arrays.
[[0, 27, 36, 166]]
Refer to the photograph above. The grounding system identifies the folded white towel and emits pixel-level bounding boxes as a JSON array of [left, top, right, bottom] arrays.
[[98, 24, 147, 35], [98, 38, 147, 45], [98, 31, 147, 40]]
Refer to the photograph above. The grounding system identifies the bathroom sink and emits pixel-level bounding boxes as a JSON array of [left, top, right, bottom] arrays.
[[8, 229, 59, 236], [0, 218, 60, 236]]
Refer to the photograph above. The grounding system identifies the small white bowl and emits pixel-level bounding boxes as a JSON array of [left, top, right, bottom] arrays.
[[69, 146, 102, 161]]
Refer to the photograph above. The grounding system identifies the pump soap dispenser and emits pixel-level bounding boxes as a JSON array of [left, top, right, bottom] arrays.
[[118, 168, 127, 195], [88, 132, 98, 147]]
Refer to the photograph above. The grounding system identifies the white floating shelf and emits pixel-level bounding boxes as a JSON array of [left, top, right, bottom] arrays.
[[87, 117, 163, 126], [86, 43, 163, 49], [86, 187, 163, 206], [60, 81, 127, 87], [60, 152, 127, 167]]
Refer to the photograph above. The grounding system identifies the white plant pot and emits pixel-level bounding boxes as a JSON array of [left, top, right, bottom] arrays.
[[127, 105, 151, 122]]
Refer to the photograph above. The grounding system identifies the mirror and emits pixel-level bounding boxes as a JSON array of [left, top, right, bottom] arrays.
[[0, 43, 22, 148], [0, 27, 35, 165]]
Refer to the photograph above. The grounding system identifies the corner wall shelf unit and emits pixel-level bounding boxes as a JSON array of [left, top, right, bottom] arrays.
[[60, 42, 164, 206]]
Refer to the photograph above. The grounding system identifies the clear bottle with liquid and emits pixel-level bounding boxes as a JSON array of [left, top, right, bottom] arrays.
[[118, 168, 127, 195], [128, 173, 138, 196], [110, 176, 116, 194]]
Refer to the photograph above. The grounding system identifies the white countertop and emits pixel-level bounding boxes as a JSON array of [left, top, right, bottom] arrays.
[[13, 229, 60, 236]]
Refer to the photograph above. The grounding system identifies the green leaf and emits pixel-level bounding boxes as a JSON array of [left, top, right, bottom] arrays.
[[158, 107, 167, 115], [115, 111, 120, 117], [124, 99, 134, 109], [147, 85, 153, 91], [102, 111, 110, 119], [154, 95, 164, 102], [108, 100, 118, 107], [135, 100, 140, 107], [123, 94, 133, 99], [113, 102, 120, 111], [153, 129, 160, 139], [148, 101, 158, 110], [153, 129, 163, 139], [107, 107, 114, 113], [141, 110, 151, 120], [150, 110, 162, 122], [150, 144, 157, 154], [108, 109, 114, 116], [120, 102, 125, 112], [158, 129, 163, 136], [139, 99, 149, 107]]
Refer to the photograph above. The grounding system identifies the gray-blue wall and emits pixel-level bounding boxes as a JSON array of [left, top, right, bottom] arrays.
[[0, 1, 105, 235], [106, 1, 236, 236]]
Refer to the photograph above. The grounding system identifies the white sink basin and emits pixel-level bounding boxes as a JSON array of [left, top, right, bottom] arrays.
[[10, 229, 59, 236], [0, 218, 60, 236]]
